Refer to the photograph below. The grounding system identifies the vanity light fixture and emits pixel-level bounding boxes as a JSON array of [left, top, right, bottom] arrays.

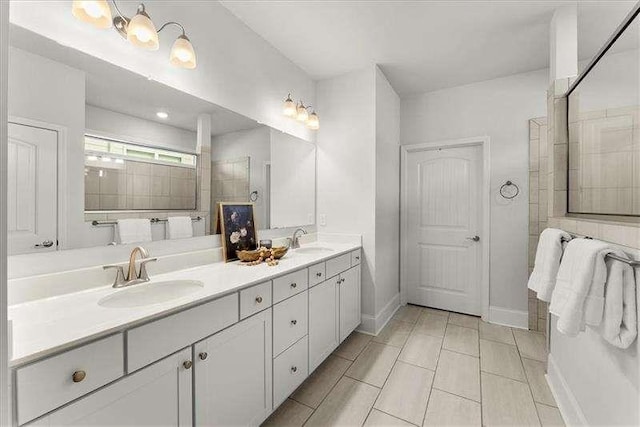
[[282, 93, 319, 130], [283, 94, 296, 118], [306, 110, 320, 130], [156, 111, 169, 119], [71, 1, 197, 69], [296, 101, 309, 122]]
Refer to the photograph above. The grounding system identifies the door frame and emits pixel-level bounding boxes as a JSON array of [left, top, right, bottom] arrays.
[[8, 116, 68, 250], [400, 136, 491, 321]]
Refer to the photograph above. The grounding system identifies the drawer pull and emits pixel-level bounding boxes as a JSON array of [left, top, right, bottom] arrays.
[[355, 256, 360, 261], [291, 319, 297, 325], [72, 370, 86, 383], [255, 296, 263, 304], [291, 366, 298, 373], [316, 272, 322, 277], [198, 352, 208, 361], [183, 360, 193, 370], [291, 283, 297, 288]]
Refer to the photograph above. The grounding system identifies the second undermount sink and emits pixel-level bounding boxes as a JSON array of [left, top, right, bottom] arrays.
[[295, 246, 334, 255], [98, 280, 204, 308]]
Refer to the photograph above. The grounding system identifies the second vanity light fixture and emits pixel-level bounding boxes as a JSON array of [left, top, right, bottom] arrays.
[[283, 94, 319, 130], [71, 0, 197, 69]]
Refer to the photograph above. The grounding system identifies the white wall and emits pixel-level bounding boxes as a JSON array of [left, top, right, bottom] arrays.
[[10, 1, 316, 142], [8, 47, 86, 249], [86, 105, 197, 153], [1, 1, 9, 423], [317, 67, 377, 322], [401, 68, 549, 319], [374, 67, 401, 319]]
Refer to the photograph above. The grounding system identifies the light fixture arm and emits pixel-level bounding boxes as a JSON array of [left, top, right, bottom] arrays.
[[158, 21, 187, 36], [109, 0, 128, 21]]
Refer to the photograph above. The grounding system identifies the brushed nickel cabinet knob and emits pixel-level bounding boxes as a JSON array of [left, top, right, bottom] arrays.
[[291, 283, 297, 288], [255, 296, 263, 304], [183, 360, 193, 369], [291, 319, 297, 325], [316, 272, 322, 277], [199, 352, 208, 361], [291, 366, 297, 373], [72, 370, 86, 383]]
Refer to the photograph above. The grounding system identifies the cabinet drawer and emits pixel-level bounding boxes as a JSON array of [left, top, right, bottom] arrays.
[[308, 262, 326, 287], [273, 269, 308, 304], [127, 293, 238, 372], [273, 336, 308, 408], [351, 249, 362, 266], [16, 334, 124, 425], [326, 253, 351, 278], [273, 291, 308, 356], [240, 281, 272, 319]]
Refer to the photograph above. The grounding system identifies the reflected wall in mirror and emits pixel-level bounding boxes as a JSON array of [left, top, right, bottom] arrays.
[[567, 13, 640, 216], [7, 24, 316, 254]]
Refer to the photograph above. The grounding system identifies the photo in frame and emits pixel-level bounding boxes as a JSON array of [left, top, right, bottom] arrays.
[[219, 203, 258, 262]]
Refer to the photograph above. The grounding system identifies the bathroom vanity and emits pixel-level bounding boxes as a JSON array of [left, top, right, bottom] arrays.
[[9, 244, 362, 426]]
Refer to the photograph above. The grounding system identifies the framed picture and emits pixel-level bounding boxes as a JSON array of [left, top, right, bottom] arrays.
[[219, 203, 258, 262]]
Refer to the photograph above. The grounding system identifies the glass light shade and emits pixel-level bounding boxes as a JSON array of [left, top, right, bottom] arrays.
[[71, 0, 112, 29], [283, 96, 296, 117], [170, 35, 197, 69], [296, 104, 309, 122], [306, 112, 320, 130], [127, 10, 159, 50]]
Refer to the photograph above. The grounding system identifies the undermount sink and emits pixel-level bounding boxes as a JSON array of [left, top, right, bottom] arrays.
[[295, 246, 334, 254], [98, 280, 204, 308]]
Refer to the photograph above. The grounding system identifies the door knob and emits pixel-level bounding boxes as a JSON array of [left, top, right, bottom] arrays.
[[35, 240, 54, 248], [466, 236, 480, 242]]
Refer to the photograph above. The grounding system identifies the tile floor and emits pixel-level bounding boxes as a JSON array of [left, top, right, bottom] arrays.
[[263, 305, 563, 427]]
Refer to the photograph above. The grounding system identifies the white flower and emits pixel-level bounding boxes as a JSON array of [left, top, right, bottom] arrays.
[[240, 228, 247, 237], [230, 231, 241, 244]]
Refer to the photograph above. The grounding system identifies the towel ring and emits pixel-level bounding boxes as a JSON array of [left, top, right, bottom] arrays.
[[499, 180, 519, 199]]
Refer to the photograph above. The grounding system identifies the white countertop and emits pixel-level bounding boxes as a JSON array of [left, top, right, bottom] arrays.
[[8, 241, 361, 367]]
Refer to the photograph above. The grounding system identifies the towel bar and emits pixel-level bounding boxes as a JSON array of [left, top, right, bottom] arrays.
[[91, 216, 203, 226], [561, 235, 640, 267]]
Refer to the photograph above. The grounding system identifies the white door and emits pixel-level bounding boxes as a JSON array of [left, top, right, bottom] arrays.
[[8, 122, 57, 255], [339, 266, 361, 342], [309, 278, 339, 372], [194, 308, 272, 426], [404, 145, 482, 315], [34, 348, 192, 426]]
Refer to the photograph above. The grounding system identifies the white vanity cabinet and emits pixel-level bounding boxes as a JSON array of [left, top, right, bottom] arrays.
[[29, 348, 193, 427], [308, 278, 339, 372], [194, 309, 272, 427], [339, 266, 361, 342]]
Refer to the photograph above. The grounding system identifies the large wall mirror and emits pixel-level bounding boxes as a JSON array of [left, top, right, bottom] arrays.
[[7, 25, 316, 255], [567, 11, 639, 216]]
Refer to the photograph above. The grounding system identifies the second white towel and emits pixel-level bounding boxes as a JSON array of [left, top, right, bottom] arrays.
[[167, 216, 193, 239], [528, 228, 571, 302]]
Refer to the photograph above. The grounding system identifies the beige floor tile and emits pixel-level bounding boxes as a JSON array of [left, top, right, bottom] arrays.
[[262, 399, 313, 427], [374, 361, 434, 425], [481, 372, 540, 426], [433, 350, 480, 402], [513, 329, 547, 362], [345, 341, 401, 387], [305, 376, 379, 427], [364, 409, 415, 427], [479, 321, 516, 345], [414, 313, 448, 337], [522, 358, 556, 407], [373, 320, 414, 347], [423, 389, 481, 426], [399, 333, 442, 370], [422, 307, 450, 318], [291, 354, 351, 408], [443, 324, 479, 357], [334, 331, 372, 360], [536, 403, 565, 426], [480, 339, 526, 382], [392, 304, 423, 324], [448, 313, 480, 330]]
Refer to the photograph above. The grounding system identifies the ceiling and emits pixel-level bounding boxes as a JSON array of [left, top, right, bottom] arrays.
[[221, 0, 637, 94], [9, 25, 260, 135]]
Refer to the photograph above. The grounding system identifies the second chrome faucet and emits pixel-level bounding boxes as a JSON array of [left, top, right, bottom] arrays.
[[103, 246, 157, 288]]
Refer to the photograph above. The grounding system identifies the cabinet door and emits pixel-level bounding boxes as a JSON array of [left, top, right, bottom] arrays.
[[32, 348, 192, 426], [309, 279, 339, 372], [194, 309, 272, 427], [339, 265, 361, 342]]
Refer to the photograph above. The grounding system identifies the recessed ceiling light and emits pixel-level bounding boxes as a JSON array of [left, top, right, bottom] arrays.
[[156, 111, 169, 119]]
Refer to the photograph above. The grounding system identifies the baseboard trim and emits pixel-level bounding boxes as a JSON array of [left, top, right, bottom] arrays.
[[488, 306, 528, 329], [547, 354, 587, 426], [357, 293, 401, 336]]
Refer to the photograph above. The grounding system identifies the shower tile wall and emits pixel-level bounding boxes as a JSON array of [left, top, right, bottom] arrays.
[[529, 117, 548, 333], [211, 157, 250, 221]]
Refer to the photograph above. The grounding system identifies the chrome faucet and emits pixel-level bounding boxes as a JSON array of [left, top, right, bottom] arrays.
[[103, 246, 157, 288], [290, 228, 307, 249]]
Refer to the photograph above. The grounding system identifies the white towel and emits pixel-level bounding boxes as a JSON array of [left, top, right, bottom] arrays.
[[549, 238, 611, 336], [528, 228, 572, 302], [167, 216, 193, 240], [600, 256, 638, 349], [117, 218, 152, 244]]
